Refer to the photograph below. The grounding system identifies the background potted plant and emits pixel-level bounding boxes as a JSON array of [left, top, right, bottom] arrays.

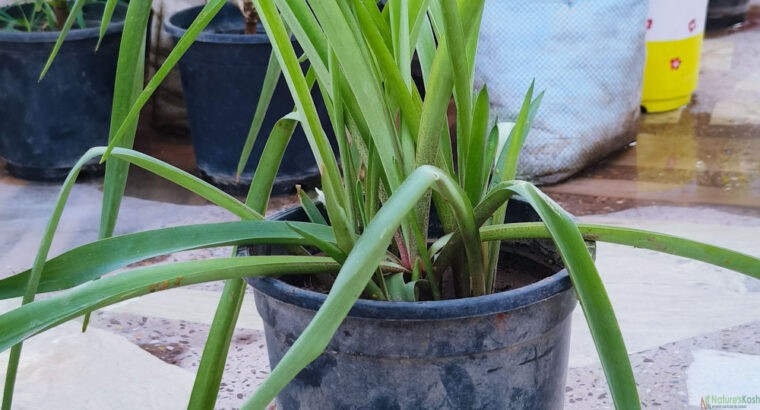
[[1, 0, 759, 410], [162, 0, 333, 194], [0, 0, 126, 180]]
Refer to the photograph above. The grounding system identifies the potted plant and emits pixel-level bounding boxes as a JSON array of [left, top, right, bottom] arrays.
[[1, 1, 758, 409], [0, 0, 126, 180], [163, 1, 334, 194]]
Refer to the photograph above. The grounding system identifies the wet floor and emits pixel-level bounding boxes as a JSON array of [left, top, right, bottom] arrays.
[[545, 4, 760, 216]]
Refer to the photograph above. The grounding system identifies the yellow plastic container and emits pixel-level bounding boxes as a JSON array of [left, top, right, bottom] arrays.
[[642, 0, 708, 112]]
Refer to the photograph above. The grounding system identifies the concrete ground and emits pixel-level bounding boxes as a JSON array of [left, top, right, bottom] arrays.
[[2, 2, 760, 410], [1, 187, 758, 409]]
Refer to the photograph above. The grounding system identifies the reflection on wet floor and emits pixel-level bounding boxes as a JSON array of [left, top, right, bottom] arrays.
[[544, 5, 760, 215]]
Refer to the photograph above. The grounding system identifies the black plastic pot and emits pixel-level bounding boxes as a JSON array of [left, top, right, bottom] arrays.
[[707, 0, 752, 30], [0, 4, 125, 180], [246, 201, 578, 409], [165, 4, 332, 194]]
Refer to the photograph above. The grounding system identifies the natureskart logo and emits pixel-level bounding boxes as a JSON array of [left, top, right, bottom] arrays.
[[700, 394, 760, 409]]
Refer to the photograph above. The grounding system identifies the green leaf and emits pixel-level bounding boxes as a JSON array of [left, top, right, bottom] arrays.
[[275, 0, 329, 81], [99, 0, 152, 239], [95, 0, 119, 50], [236, 51, 283, 177], [483, 124, 499, 183], [478, 223, 760, 280], [191, 110, 303, 409], [287, 223, 346, 263], [0, 221, 336, 300], [492, 82, 543, 186], [463, 85, 490, 204], [244, 116, 300, 212], [386, 273, 417, 302], [282, 0, 405, 194], [490, 181, 640, 409], [353, 0, 421, 136], [254, 0, 354, 257], [106, 148, 263, 220], [297, 187, 328, 225], [38, 0, 87, 81], [439, 0, 471, 177], [483, 84, 543, 294], [102, 0, 227, 160], [0, 257, 340, 353]]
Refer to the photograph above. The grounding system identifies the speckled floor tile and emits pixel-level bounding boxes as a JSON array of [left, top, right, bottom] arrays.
[[566, 320, 760, 409], [89, 309, 271, 410]]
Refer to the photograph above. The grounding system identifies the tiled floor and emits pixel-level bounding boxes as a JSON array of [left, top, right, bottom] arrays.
[[1, 3, 760, 410]]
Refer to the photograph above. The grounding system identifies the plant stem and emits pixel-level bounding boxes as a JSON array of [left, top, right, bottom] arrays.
[[241, 0, 259, 34], [50, 0, 67, 30]]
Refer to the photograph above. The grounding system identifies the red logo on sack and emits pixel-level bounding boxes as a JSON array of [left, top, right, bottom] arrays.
[[670, 58, 682, 70], [688, 19, 696, 32]]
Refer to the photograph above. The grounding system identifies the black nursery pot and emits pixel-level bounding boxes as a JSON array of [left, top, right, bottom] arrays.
[[0, 5, 125, 180], [707, 0, 752, 30], [165, 4, 333, 194], [246, 200, 579, 410]]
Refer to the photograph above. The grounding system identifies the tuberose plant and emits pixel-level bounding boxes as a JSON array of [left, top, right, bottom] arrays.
[[1, 0, 758, 409]]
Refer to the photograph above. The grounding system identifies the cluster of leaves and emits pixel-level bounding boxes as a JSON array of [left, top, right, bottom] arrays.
[[0, 0, 758, 410], [0, 0, 107, 32], [0, 3, 60, 31]]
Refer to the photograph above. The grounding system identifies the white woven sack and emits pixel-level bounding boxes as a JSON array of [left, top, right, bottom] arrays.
[[474, 0, 648, 184]]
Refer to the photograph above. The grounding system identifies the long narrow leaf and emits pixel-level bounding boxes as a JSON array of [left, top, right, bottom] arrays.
[[478, 223, 760, 279], [0, 221, 336, 299], [0, 257, 339, 353], [38, 0, 87, 80], [463, 85, 490, 204], [244, 116, 299, 211], [95, 0, 119, 50], [288, 223, 346, 263], [287, 0, 405, 193], [236, 51, 283, 177], [99, 0, 152, 238], [102, 0, 227, 159], [253, 0, 351, 253], [497, 182, 639, 408], [2, 146, 99, 410], [439, 0, 471, 177], [297, 188, 328, 225], [191, 108, 304, 408]]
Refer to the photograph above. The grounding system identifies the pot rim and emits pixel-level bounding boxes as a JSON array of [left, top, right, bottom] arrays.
[[249, 201, 574, 321], [165, 4, 271, 45], [0, 4, 126, 43], [250, 268, 572, 321], [249, 203, 575, 320]]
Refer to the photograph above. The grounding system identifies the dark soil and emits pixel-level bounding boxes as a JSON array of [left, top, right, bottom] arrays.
[[281, 250, 558, 302]]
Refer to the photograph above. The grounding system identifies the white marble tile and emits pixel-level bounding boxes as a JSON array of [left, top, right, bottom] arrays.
[[736, 73, 760, 92], [569, 209, 760, 368], [687, 349, 760, 408], [0, 321, 194, 410], [711, 99, 760, 125], [103, 288, 264, 330], [701, 39, 735, 72]]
